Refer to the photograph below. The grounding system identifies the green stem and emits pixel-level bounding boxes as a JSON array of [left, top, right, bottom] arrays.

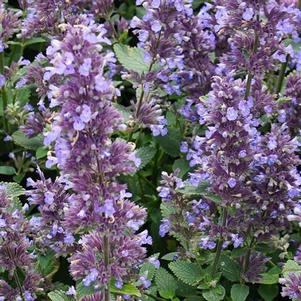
[[104, 235, 110, 301], [275, 55, 289, 94], [0, 52, 4, 73], [211, 208, 228, 276], [244, 72, 253, 99], [6, 247, 26, 301], [135, 31, 162, 118], [0, 52, 8, 132], [242, 237, 256, 274]]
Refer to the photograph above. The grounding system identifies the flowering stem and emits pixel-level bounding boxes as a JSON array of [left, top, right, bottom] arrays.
[[211, 207, 228, 276], [104, 235, 110, 301], [275, 55, 289, 94], [244, 72, 253, 99]]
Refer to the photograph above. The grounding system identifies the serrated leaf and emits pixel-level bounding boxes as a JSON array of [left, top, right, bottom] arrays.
[[48, 290, 70, 301], [140, 262, 157, 280], [37, 250, 59, 278], [114, 44, 150, 74], [0, 182, 25, 198], [220, 255, 241, 282], [155, 128, 182, 157], [12, 130, 43, 150], [0, 166, 16, 175], [231, 284, 249, 301], [110, 282, 141, 297], [155, 268, 178, 299], [202, 285, 225, 301], [169, 260, 203, 286], [136, 146, 157, 169], [258, 284, 278, 301], [160, 202, 177, 218]]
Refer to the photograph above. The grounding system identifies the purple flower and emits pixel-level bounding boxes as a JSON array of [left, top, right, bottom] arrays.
[[0, 74, 5, 88], [226, 107, 238, 121]]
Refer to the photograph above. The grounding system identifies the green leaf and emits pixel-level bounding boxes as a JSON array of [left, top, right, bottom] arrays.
[[202, 285, 225, 301], [177, 183, 209, 198], [169, 260, 203, 286], [48, 290, 70, 301], [113, 103, 132, 122], [172, 159, 190, 177], [140, 262, 157, 280], [155, 268, 178, 299], [76, 282, 97, 299], [24, 37, 47, 47], [110, 283, 141, 297], [160, 202, 177, 218], [282, 260, 301, 277], [0, 182, 25, 198], [258, 284, 279, 301], [0, 166, 16, 175], [258, 267, 281, 285], [155, 128, 182, 157], [12, 131, 43, 150], [220, 255, 241, 282], [136, 146, 157, 169], [230, 284, 249, 301], [161, 252, 179, 261], [15, 87, 31, 105], [37, 250, 59, 278], [113, 44, 150, 74], [36, 147, 48, 159]]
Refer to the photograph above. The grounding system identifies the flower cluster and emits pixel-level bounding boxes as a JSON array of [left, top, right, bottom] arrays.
[[0, 186, 41, 301], [40, 19, 150, 295]]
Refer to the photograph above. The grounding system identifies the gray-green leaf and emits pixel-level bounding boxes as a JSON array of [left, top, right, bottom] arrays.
[[202, 285, 225, 301], [155, 268, 178, 299], [113, 44, 150, 75], [231, 284, 249, 301], [169, 260, 203, 286]]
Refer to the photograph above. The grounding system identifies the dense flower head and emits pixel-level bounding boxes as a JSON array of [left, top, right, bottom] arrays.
[[41, 19, 150, 290], [21, 0, 115, 38], [129, 0, 216, 132], [280, 272, 301, 299], [0, 186, 41, 301], [0, 1, 22, 52], [26, 168, 74, 254], [215, 0, 301, 76], [249, 124, 301, 240], [278, 73, 301, 133], [70, 231, 149, 288], [183, 75, 256, 203]]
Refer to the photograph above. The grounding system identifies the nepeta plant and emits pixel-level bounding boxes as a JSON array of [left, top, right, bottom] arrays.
[[0, 0, 301, 300]]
